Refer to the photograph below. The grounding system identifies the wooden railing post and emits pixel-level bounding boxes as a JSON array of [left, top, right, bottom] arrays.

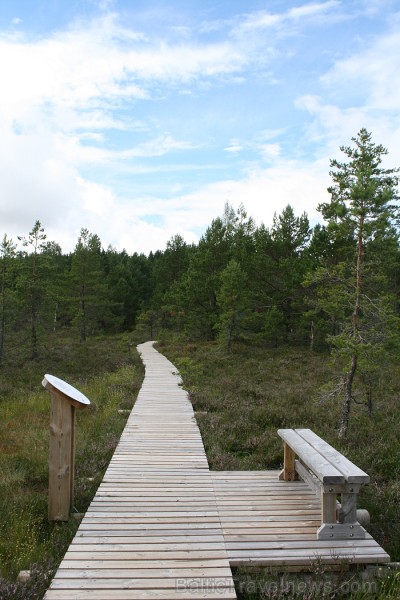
[[42, 374, 90, 522]]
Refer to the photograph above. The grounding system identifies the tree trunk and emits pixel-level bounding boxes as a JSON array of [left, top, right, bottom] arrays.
[[340, 210, 364, 436], [309, 320, 314, 351], [367, 380, 373, 417], [0, 275, 5, 365], [31, 300, 38, 359], [79, 289, 86, 343], [0, 307, 4, 365], [339, 353, 357, 438], [226, 323, 232, 354], [53, 302, 58, 333]]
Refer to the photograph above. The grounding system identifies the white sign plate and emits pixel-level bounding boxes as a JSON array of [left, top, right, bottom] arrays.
[[43, 374, 91, 405]]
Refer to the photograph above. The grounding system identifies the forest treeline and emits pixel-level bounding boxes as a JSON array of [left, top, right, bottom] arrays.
[[1, 129, 399, 435]]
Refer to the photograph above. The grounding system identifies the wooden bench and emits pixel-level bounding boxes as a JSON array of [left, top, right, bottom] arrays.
[[278, 428, 370, 540]]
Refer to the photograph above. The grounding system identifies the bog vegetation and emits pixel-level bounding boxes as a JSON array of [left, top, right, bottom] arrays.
[[1, 129, 399, 597]]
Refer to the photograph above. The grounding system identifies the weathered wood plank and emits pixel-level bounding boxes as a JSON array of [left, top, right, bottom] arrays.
[[49, 577, 235, 590], [295, 429, 369, 483], [45, 591, 237, 599], [277, 429, 345, 483], [213, 471, 389, 567]]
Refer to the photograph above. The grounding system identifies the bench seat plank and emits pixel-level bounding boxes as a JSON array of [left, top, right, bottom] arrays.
[[277, 429, 345, 484], [295, 429, 369, 484]]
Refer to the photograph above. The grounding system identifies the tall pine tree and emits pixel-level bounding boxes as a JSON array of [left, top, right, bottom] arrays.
[[310, 129, 399, 436]]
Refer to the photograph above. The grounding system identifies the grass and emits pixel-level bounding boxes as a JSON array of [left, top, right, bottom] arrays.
[[0, 330, 399, 599], [158, 337, 400, 599], [0, 330, 144, 598]]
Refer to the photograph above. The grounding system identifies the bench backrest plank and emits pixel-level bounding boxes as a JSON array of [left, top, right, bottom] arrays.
[[278, 429, 345, 484], [295, 429, 369, 484]]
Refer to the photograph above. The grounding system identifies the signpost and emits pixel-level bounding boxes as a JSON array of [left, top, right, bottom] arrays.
[[42, 374, 90, 521]]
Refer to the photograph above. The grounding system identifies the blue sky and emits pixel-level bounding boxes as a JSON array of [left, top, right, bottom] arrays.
[[1, 0, 399, 253]]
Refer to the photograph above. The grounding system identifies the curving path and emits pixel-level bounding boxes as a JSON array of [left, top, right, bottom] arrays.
[[44, 341, 236, 599]]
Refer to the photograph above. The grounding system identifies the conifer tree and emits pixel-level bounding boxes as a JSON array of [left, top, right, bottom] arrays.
[[17, 221, 54, 358], [69, 229, 117, 341], [309, 129, 399, 436], [216, 258, 249, 353], [0, 235, 17, 364]]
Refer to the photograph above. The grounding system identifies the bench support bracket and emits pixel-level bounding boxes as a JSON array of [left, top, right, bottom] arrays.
[[317, 522, 367, 540]]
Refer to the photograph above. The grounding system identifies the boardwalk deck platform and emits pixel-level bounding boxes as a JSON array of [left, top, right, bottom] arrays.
[[44, 342, 389, 599], [212, 471, 389, 567]]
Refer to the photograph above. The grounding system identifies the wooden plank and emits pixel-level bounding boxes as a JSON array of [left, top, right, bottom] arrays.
[[60, 560, 231, 569], [71, 536, 230, 545], [277, 429, 344, 483], [45, 590, 237, 599], [55, 568, 233, 577], [296, 429, 369, 483], [68, 542, 228, 551], [49, 577, 236, 590]]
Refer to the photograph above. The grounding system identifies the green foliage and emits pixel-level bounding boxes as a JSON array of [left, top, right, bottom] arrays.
[[16, 221, 58, 359], [0, 235, 17, 364], [0, 332, 144, 593], [215, 258, 250, 352], [160, 338, 400, 576], [307, 129, 400, 436], [68, 228, 122, 341]]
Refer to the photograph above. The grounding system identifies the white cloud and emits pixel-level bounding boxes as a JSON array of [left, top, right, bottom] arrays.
[[3, 152, 332, 256], [295, 19, 400, 168], [321, 26, 400, 112], [1, 2, 398, 256], [257, 143, 281, 162], [236, 1, 341, 35], [287, 1, 340, 20], [119, 135, 197, 159], [225, 139, 243, 153], [0, 13, 250, 134], [163, 159, 331, 238]]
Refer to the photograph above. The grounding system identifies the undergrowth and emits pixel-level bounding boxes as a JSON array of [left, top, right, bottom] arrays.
[[0, 331, 144, 598], [1, 331, 398, 599], [159, 338, 400, 599]]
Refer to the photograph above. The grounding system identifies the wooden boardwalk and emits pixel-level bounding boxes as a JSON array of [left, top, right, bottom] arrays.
[[212, 471, 389, 567], [44, 341, 389, 599], [44, 341, 237, 599]]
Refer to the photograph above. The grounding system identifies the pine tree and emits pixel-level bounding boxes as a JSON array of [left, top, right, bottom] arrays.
[[17, 221, 53, 359], [310, 129, 399, 436], [253, 205, 311, 346], [69, 229, 118, 342], [216, 259, 249, 353], [0, 235, 17, 364]]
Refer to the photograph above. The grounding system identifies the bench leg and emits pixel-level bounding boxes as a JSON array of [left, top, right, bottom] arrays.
[[278, 443, 297, 481], [338, 492, 357, 524], [321, 489, 337, 525], [318, 489, 366, 540]]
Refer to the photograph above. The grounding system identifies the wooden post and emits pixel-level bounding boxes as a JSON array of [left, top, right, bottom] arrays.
[[42, 374, 90, 521], [279, 442, 297, 481], [321, 488, 337, 525]]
